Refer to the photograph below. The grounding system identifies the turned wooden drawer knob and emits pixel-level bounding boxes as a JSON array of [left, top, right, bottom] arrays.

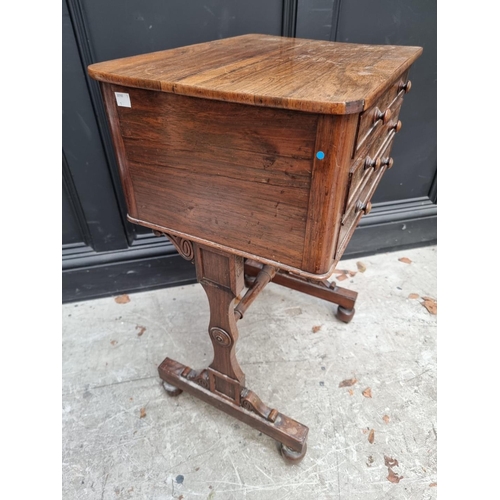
[[390, 120, 402, 133], [374, 107, 392, 124], [355, 200, 372, 214], [381, 157, 394, 169], [399, 80, 412, 93], [364, 156, 381, 169]]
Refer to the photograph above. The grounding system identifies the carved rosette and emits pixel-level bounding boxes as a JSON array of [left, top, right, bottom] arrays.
[[241, 399, 254, 412], [154, 231, 194, 262], [194, 372, 209, 390], [209, 327, 233, 347], [181, 367, 209, 389]]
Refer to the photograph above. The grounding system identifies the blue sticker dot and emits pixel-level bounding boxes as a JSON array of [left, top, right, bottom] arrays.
[[316, 151, 325, 160]]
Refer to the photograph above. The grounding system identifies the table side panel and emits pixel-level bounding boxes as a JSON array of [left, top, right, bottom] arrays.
[[100, 83, 138, 218], [108, 85, 317, 269]]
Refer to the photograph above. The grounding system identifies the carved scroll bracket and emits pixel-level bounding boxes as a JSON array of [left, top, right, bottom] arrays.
[[154, 230, 195, 262], [240, 388, 279, 423]]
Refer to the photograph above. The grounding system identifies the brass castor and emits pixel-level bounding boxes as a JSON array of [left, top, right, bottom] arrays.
[[162, 381, 183, 397], [280, 442, 307, 463], [336, 305, 355, 323]]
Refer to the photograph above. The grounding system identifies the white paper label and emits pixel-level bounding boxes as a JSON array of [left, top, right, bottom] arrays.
[[115, 92, 131, 108]]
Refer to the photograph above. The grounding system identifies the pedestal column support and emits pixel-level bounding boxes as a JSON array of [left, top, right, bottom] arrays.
[[158, 241, 308, 462]]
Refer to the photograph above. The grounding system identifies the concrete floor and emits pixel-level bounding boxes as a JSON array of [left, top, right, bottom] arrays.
[[62, 246, 437, 500]]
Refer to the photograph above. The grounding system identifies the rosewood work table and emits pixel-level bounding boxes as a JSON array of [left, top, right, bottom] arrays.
[[89, 34, 422, 462]]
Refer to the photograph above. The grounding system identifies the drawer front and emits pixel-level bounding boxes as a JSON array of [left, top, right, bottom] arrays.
[[345, 95, 403, 215], [336, 207, 364, 260], [346, 156, 368, 213], [353, 70, 410, 155], [336, 135, 397, 259], [346, 129, 392, 214]]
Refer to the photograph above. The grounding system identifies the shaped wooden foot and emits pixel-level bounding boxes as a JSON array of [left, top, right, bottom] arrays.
[[280, 442, 308, 463], [336, 305, 355, 323]]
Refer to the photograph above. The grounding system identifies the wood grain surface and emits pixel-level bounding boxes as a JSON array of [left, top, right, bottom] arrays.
[[302, 114, 358, 273], [89, 34, 422, 115], [110, 85, 317, 270]]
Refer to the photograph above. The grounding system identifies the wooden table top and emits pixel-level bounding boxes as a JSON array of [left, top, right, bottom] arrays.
[[88, 34, 422, 115]]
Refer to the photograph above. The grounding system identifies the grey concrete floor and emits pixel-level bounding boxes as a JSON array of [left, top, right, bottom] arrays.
[[63, 246, 437, 500]]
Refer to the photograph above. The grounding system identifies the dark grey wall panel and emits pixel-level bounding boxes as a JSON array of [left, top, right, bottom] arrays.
[[62, 153, 91, 247], [345, 216, 436, 259], [63, 254, 197, 303], [336, 0, 437, 203], [296, 0, 336, 40], [82, 0, 283, 62], [67, 0, 287, 249], [63, 1, 128, 252], [62, 184, 83, 246]]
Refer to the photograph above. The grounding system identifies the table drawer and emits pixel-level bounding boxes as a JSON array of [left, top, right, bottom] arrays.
[[346, 156, 369, 213], [345, 95, 403, 215], [353, 70, 410, 155], [337, 135, 397, 259], [346, 131, 391, 213]]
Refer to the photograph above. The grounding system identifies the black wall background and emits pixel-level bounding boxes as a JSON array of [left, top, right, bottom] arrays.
[[62, 0, 436, 303]]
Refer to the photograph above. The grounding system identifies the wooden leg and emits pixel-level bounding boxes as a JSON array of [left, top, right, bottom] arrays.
[[158, 243, 308, 462], [244, 259, 358, 323]]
